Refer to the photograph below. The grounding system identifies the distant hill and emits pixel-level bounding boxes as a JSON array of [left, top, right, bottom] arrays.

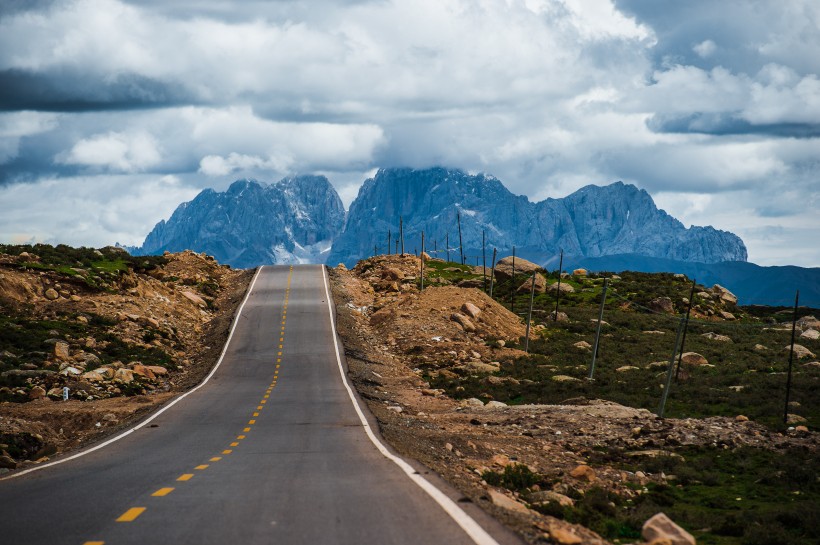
[[566, 254, 820, 307]]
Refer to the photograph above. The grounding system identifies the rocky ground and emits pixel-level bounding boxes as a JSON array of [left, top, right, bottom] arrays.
[[0, 247, 252, 473], [330, 254, 819, 545]]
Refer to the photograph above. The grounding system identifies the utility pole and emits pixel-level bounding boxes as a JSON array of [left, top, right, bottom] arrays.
[[525, 272, 537, 353], [589, 278, 609, 379], [553, 249, 563, 321], [446, 233, 450, 263], [489, 248, 497, 298], [457, 212, 464, 265], [784, 290, 800, 424], [399, 216, 404, 255], [420, 232, 425, 291], [482, 230, 487, 292], [387, 230, 391, 255], [511, 246, 516, 313], [674, 279, 697, 381]]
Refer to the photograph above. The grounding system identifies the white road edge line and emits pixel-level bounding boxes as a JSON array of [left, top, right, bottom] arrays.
[[321, 265, 500, 545], [3, 266, 265, 481]]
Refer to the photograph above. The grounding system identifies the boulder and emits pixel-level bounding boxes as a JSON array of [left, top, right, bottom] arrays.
[[720, 311, 736, 320], [702, 332, 733, 342], [450, 313, 476, 332], [461, 302, 482, 319], [616, 366, 640, 372], [573, 341, 591, 350], [93, 367, 115, 380], [44, 288, 59, 300], [569, 464, 596, 482], [548, 525, 582, 545], [59, 366, 82, 377], [485, 400, 508, 408], [552, 375, 580, 383], [787, 344, 816, 359], [493, 256, 540, 282], [146, 365, 168, 376], [53, 341, 70, 361], [81, 371, 104, 382], [572, 268, 587, 277], [642, 512, 695, 545], [381, 267, 405, 281], [487, 490, 530, 514], [712, 284, 738, 305], [28, 386, 47, 400], [114, 368, 135, 383], [547, 281, 575, 294], [797, 315, 820, 330], [130, 364, 156, 380], [181, 290, 207, 308], [787, 414, 808, 425], [800, 329, 819, 340], [549, 311, 569, 322], [463, 398, 485, 408], [679, 352, 709, 366], [648, 297, 675, 314], [528, 490, 575, 507], [517, 273, 547, 294]]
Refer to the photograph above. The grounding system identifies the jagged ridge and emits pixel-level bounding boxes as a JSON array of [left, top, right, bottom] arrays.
[[137, 175, 345, 268]]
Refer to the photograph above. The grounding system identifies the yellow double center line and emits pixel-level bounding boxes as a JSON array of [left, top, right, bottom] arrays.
[[84, 266, 294, 545]]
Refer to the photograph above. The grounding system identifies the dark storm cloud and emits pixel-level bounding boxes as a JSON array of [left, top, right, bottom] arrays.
[[0, 69, 196, 112], [647, 112, 820, 138]]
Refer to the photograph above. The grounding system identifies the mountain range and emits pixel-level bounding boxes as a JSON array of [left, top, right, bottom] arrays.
[[133, 167, 819, 306]]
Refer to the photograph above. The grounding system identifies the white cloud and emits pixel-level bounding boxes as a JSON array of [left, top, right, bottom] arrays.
[[58, 130, 161, 172], [0, 174, 199, 247], [693, 39, 716, 58]]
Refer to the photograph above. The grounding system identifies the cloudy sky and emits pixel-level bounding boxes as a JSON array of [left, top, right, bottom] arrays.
[[1, 0, 818, 267]]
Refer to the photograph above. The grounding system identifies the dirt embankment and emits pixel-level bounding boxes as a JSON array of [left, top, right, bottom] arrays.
[[330, 255, 818, 545], [0, 250, 253, 473]]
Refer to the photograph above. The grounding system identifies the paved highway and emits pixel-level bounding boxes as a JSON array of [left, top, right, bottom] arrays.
[[0, 265, 519, 545]]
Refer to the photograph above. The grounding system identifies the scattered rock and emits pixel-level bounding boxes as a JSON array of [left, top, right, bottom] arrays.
[[487, 489, 530, 514], [28, 386, 47, 400], [528, 490, 575, 507], [548, 281, 575, 294], [53, 341, 70, 361], [493, 256, 541, 281], [114, 368, 135, 383], [569, 464, 596, 482], [642, 512, 696, 545], [712, 284, 738, 305], [702, 332, 732, 342], [181, 290, 207, 308], [552, 375, 581, 383], [648, 297, 675, 314], [548, 525, 583, 545], [450, 313, 476, 332], [679, 352, 709, 366], [786, 414, 807, 425], [517, 273, 547, 294], [461, 302, 482, 319], [787, 344, 816, 359]]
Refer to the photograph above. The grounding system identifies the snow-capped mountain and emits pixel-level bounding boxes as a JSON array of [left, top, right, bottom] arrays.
[[136, 175, 345, 268], [326, 167, 747, 267]]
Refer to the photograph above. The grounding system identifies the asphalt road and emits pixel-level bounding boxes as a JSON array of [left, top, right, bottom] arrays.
[[0, 265, 519, 545]]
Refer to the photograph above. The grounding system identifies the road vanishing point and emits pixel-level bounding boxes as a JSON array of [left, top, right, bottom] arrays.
[[0, 265, 520, 545]]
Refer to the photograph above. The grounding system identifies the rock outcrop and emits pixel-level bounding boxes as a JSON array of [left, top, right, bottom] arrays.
[[137, 176, 345, 268], [328, 167, 747, 267]]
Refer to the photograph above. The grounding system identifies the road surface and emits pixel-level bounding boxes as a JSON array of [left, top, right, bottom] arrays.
[[0, 265, 519, 545]]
